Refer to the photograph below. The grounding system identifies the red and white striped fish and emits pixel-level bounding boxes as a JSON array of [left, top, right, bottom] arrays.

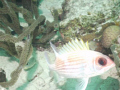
[[45, 38, 115, 90]]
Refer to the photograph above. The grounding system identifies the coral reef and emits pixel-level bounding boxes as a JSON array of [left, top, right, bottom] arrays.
[[60, 0, 120, 44], [0, 0, 120, 89], [0, 0, 61, 88], [60, 17, 101, 42]]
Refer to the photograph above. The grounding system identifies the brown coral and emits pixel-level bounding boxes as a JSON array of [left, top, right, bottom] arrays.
[[102, 25, 120, 48]]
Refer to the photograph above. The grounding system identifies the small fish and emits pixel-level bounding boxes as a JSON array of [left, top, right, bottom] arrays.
[[44, 38, 115, 90]]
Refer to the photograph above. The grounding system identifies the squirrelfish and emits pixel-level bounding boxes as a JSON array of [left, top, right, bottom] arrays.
[[44, 38, 115, 90]]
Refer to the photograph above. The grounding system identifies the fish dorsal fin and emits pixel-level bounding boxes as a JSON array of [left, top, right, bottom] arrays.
[[59, 38, 89, 55], [50, 42, 67, 61], [76, 78, 89, 90], [50, 41, 59, 57]]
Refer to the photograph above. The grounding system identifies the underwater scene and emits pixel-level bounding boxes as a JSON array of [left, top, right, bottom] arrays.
[[0, 0, 120, 90]]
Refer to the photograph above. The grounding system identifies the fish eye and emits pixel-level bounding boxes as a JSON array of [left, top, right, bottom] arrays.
[[98, 58, 107, 66]]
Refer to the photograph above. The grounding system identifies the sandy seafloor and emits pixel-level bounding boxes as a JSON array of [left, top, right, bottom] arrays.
[[0, 48, 57, 90]]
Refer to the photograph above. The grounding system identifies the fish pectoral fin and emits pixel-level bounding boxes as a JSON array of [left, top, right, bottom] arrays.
[[76, 78, 89, 90], [54, 73, 66, 86], [57, 76, 66, 86], [88, 78, 91, 83]]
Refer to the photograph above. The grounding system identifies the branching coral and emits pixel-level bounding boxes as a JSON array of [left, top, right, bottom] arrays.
[[0, 0, 60, 88], [0, 0, 22, 34], [0, 34, 33, 88]]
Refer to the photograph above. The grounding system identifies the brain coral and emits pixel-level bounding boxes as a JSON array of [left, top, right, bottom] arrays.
[[102, 25, 120, 48]]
